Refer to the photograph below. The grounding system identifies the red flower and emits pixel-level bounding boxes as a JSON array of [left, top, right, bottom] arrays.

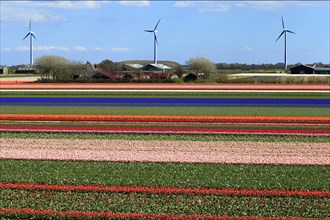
[[1, 182, 329, 197], [0, 207, 319, 219]]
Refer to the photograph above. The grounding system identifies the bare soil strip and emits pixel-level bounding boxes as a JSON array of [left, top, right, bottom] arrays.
[[1, 138, 329, 165]]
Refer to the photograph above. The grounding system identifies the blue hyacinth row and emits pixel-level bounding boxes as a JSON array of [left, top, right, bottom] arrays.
[[1, 97, 329, 108]]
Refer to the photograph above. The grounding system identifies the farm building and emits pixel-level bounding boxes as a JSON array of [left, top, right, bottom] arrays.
[[121, 64, 144, 79], [314, 67, 330, 74], [72, 62, 121, 80], [0, 66, 9, 74], [290, 64, 330, 74], [15, 66, 37, 74], [144, 63, 172, 79], [122, 64, 144, 71], [184, 72, 199, 82], [145, 63, 172, 73], [93, 69, 120, 80]]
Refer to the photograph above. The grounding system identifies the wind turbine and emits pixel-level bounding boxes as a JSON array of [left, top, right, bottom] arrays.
[[276, 16, 295, 71], [23, 19, 36, 66], [144, 18, 161, 64]]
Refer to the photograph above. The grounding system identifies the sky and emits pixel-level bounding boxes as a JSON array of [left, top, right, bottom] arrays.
[[1, 1, 329, 66]]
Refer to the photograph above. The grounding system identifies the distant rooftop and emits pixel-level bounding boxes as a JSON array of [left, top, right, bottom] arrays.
[[314, 67, 330, 71], [147, 63, 172, 70], [125, 64, 144, 69]]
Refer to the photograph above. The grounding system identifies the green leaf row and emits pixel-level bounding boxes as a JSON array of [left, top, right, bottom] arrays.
[[1, 189, 328, 218], [1, 160, 329, 190], [1, 106, 329, 116]]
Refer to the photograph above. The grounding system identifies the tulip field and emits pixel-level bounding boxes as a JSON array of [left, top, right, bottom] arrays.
[[0, 83, 329, 219]]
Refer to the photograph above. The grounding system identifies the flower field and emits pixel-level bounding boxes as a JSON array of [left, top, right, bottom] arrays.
[[0, 83, 329, 90], [0, 83, 329, 219]]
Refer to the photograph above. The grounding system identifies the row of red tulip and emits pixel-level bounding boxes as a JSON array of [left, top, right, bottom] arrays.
[[1, 208, 317, 220], [1, 182, 328, 197]]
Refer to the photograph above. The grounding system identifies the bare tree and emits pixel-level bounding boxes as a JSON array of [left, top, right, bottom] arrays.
[[34, 56, 71, 80], [186, 57, 217, 79]]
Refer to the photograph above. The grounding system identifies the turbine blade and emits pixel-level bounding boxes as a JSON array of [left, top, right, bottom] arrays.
[[287, 30, 295, 34], [276, 31, 285, 42], [31, 33, 36, 39], [154, 33, 158, 45], [281, 16, 285, 29], [144, 30, 153, 32], [23, 33, 30, 40], [29, 19, 32, 31], [154, 18, 161, 31]]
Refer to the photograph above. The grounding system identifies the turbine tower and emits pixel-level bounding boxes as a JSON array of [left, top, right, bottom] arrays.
[[276, 16, 295, 71], [23, 19, 36, 66], [144, 18, 161, 64]]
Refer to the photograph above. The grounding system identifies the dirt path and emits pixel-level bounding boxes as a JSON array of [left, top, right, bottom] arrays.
[[1, 138, 329, 165]]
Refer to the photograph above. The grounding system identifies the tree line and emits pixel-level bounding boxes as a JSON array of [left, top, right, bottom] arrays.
[[11, 55, 327, 82]]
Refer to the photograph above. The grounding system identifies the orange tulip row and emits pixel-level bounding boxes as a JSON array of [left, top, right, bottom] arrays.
[[1, 114, 329, 124]]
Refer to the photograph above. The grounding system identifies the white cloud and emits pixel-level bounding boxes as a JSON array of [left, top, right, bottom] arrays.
[[112, 47, 129, 52], [197, 4, 230, 13], [74, 46, 87, 52], [295, 2, 327, 8], [118, 1, 150, 7], [241, 46, 255, 52], [35, 46, 70, 52], [235, 1, 286, 10], [1, 1, 108, 24], [173, 1, 195, 8], [16, 46, 70, 52], [34, 46, 56, 51], [173, 2, 230, 13], [174, 1, 324, 12], [16, 46, 30, 52], [26, 13, 66, 23], [23, 1, 107, 10], [15, 45, 106, 53], [56, 46, 71, 52], [92, 47, 107, 51]]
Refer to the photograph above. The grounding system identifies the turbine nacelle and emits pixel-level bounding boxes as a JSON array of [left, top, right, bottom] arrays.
[[23, 32, 36, 40], [276, 16, 295, 41]]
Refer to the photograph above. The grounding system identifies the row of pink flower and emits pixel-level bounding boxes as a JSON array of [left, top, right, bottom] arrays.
[[1, 182, 328, 197], [1, 84, 329, 90], [1, 208, 318, 220], [1, 125, 329, 136]]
